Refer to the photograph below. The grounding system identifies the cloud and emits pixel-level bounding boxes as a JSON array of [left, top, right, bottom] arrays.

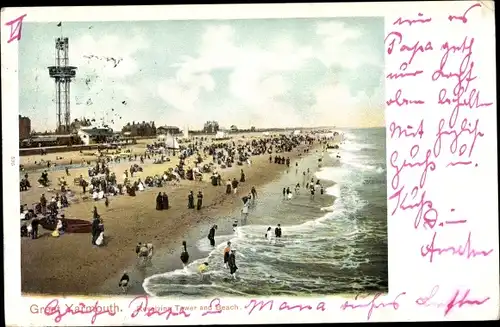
[[22, 19, 384, 131], [159, 24, 318, 127], [315, 22, 382, 70], [159, 22, 382, 128]]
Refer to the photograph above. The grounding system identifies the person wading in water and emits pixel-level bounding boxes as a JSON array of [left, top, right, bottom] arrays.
[[228, 249, 238, 279], [223, 241, 231, 268], [207, 225, 217, 247], [180, 241, 190, 267]]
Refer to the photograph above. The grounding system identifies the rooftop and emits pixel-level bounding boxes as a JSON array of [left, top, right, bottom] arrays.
[[80, 127, 113, 136], [32, 134, 75, 138]]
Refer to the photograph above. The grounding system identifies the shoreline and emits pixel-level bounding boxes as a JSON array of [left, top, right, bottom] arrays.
[[21, 142, 324, 296], [116, 150, 336, 297]]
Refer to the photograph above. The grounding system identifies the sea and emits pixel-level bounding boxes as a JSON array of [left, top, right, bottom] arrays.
[[143, 127, 388, 297]]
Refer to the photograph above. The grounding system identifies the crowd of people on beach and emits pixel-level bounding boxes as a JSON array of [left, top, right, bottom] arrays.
[[20, 131, 338, 293]]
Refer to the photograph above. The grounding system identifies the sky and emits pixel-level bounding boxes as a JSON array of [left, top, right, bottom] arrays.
[[19, 17, 384, 132]]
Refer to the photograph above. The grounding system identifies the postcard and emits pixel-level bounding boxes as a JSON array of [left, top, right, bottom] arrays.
[[1, 1, 498, 326]]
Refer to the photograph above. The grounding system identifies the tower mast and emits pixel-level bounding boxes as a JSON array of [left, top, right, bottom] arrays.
[[48, 34, 77, 134]]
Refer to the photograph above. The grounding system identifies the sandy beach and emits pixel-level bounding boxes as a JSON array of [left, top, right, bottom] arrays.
[[20, 135, 318, 296]]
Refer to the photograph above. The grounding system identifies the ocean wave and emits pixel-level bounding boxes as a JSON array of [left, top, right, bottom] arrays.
[[326, 183, 340, 197], [315, 166, 348, 182], [335, 150, 385, 174], [144, 179, 370, 297], [341, 142, 376, 153]]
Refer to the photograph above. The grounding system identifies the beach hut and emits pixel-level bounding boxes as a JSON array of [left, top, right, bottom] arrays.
[[157, 134, 180, 149], [78, 126, 114, 145]]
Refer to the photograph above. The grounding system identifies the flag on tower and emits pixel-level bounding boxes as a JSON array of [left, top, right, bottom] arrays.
[[57, 22, 62, 27]]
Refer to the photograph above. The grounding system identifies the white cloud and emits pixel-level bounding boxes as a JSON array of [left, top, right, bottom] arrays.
[[315, 22, 382, 70], [154, 22, 383, 128], [157, 80, 198, 113], [260, 75, 289, 98], [160, 24, 316, 127], [309, 81, 384, 128]]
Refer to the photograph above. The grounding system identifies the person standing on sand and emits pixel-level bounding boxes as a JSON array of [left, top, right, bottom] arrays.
[[105, 196, 109, 208], [80, 177, 88, 194], [241, 200, 250, 225], [138, 243, 149, 265], [226, 179, 232, 194], [40, 194, 47, 215], [240, 169, 245, 183], [250, 186, 257, 206], [31, 217, 40, 239], [119, 271, 130, 293], [65, 167, 70, 176], [147, 242, 154, 260], [207, 225, 217, 247], [162, 192, 169, 210], [188, 191, 195, 209], [231, 178, 239, 194], [91, 217, 100, 245], [135, 242, 142, 257], [251, 186, 257, 200], [156, 192, 163, 210], [197, 191, 203, 210]]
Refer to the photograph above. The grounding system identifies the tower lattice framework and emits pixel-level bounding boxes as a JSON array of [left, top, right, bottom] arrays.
[[48, 37, 77, 134]]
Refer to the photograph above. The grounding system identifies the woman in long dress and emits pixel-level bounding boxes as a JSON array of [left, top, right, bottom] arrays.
[[223, 242, 231, 268], [180, 241, 189, 267], [241, 201, 249, 225], [162, 192, 169, 210], [265, 227, 273, 244], [228, 250, 238, 279], [119, 271, 130, 293], [156, 192, 163, 210]]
